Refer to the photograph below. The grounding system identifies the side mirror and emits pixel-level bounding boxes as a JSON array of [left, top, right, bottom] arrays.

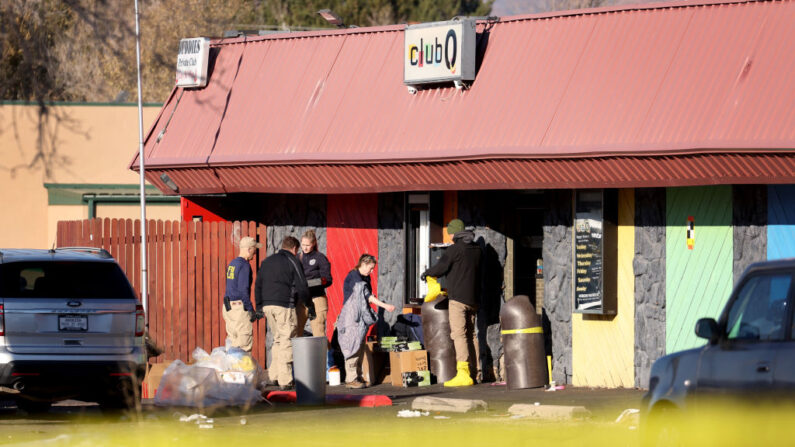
[[695, 318, 720, 344]]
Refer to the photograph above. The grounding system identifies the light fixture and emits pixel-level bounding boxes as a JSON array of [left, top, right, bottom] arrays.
[[318, 9, 345, 28], [407, 85, 418, 95], [160, 173, 179, 193]]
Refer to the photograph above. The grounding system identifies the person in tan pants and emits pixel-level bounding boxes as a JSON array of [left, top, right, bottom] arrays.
[[296, 229, 332, 338], [222, 236, 261, 352], [422, 218, 482, 387], [254, 237, 310, 389]]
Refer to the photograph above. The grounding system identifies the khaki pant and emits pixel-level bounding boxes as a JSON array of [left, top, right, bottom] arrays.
[[222, 300, 253, 352], [449, 299, 478, 370], [263, 305, 297, 386], [295, 296, 328, 338], [344, 343, 364, 383]]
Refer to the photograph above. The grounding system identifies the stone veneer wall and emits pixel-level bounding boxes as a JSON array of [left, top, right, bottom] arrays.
[[260, 194, 327, 364], [733, 185, 767, 285], [458, 191, 507, 381], [542, 190, 573, 385], [262, 195, 327, 256], [633, 188, 666, 388], [377, 193, 405, 329]]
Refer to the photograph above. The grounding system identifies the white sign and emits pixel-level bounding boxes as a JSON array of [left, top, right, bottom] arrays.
[[404, 20, 476, 85], [176, 37, 210, 88]]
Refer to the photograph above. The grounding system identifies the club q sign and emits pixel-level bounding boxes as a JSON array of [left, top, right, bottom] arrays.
[[175, 37, 210, 88], [404, 19, 476, 85]]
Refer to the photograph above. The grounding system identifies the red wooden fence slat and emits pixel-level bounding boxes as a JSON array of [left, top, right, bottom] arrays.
[[209, 222, 218, 350], [187, 220, 197, 361], [202, 223, 212, 352], [164, 221, 173, 360], [133, 220, 141, 298], [256, 222, 267, 366]]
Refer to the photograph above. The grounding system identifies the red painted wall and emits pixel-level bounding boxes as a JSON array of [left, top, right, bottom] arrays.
[[325, 194, 379, 340], [181, 197, 225, 223]]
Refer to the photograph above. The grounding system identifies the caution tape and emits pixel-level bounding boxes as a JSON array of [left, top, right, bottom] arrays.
[[501, 327, 543, 335]]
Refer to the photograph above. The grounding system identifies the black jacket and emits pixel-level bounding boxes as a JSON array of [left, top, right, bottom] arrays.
[[422, 230, 482, 307], [255, 249, 310, 309], [298, 250, 332, 297]]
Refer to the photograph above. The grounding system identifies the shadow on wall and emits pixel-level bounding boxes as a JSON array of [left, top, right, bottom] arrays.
[[476, 236, 504, 382]]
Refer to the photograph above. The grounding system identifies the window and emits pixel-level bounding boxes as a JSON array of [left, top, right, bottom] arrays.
[[0, 261, 136, 299], [726, 273, 791, 342]]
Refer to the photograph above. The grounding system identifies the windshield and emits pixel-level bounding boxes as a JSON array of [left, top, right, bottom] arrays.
[[0, 261, 136, 299]]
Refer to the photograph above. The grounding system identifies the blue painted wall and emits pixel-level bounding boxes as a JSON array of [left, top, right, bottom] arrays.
[[768, 185, 795, 260]]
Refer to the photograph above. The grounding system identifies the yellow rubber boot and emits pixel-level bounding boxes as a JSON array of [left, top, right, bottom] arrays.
[[444, 362, 474, 387]]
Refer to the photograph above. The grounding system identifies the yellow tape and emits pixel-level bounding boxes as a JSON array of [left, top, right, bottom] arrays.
[[501, 327, 543, 335]]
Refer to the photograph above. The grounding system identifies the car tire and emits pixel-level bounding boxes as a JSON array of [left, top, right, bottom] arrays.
[[99, 380, 141, 411], [642, 403, 684, 447]]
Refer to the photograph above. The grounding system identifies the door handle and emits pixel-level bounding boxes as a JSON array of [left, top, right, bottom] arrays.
[[756, 363, 770, 373]]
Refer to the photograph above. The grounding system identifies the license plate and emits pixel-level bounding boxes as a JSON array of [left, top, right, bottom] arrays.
[[59, 315, 87, 332]]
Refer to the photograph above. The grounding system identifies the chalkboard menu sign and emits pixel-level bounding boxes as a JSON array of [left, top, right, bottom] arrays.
[[574, 190, 604, 313]]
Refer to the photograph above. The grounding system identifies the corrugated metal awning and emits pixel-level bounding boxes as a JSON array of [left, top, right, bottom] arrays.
[[132, 0, 795, 194]]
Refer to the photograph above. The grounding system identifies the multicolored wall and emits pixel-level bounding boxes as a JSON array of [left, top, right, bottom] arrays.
[[572, 189, 635, 387], [665, 186, 734, 354]]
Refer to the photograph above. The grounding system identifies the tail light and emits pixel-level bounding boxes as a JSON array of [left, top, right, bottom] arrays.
[[0, 304, 4, 336], [135, 304, 145, 337]]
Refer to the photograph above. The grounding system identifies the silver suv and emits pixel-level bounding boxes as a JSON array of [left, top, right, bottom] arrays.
[[0, 248, 146, 411]]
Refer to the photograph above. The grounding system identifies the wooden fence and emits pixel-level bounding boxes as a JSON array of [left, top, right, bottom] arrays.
[[56, 218, 268, 366]]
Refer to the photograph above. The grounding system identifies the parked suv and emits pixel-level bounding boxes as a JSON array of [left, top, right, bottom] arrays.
[[643, 258, 795, 419], [0, 248, 145, 411]]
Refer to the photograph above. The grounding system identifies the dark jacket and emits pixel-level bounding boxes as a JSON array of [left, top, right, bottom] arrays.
[[422, 230, 482, 307], [255, 249, 310, 309], [343, 269, 371, 304], [298, 250, 332, 297], [225, 256, 254, 311]]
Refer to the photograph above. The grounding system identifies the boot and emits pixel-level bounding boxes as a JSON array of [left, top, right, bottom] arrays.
[[444, 361, 474, 387]]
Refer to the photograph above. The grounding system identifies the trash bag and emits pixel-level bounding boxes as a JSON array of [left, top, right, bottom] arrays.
[[154, 347, 263, 408]]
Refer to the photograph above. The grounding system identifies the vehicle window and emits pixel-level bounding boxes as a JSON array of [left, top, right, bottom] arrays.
[[0, 261, 136, 299], [726, 273, 791, 342]]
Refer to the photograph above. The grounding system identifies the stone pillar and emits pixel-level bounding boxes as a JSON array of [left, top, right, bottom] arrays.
[[542, 190, 573, 385], [633, 188, 666, 389], [733, 185, 767, 285], [377, 193, 405, 329]]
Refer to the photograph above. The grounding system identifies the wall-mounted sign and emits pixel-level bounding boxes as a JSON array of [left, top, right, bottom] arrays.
[[574, 190, 604, 312], [404, 19, 476, 86], [175, 37, 210, 88]]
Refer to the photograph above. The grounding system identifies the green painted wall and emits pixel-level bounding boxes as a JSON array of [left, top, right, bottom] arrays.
[[666, 186, 733, 353]]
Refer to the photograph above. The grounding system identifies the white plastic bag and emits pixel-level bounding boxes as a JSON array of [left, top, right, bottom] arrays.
[[154, 358, 262, 408]]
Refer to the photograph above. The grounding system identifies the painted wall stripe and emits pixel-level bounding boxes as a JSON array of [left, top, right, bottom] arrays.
[[666, 185, 733, 353]]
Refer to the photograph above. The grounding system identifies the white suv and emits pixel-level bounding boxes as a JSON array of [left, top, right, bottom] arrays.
[[0, 248, 146, 412]]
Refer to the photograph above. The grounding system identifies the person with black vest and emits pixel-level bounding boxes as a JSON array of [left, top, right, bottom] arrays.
[[296, 229, 332, 338], [255, 236, 310, 389], [222, 236, 261, 352], [421, 218, 482, 387]]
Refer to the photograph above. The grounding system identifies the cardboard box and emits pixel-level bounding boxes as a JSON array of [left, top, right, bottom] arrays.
[[361, 341, 389, 385], [141, 361, 171, 399], [389, 350, 428, 387]]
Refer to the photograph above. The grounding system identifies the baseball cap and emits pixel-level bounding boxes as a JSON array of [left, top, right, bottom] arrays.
[[239, 236, 262, 249]]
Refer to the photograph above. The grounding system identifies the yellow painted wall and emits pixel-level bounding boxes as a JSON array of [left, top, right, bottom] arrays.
[[572, 189, 635, 388], [0, 104, 176, 249]]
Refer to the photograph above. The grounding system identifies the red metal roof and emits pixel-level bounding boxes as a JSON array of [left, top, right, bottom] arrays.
[[132, 0, 795, 194]]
